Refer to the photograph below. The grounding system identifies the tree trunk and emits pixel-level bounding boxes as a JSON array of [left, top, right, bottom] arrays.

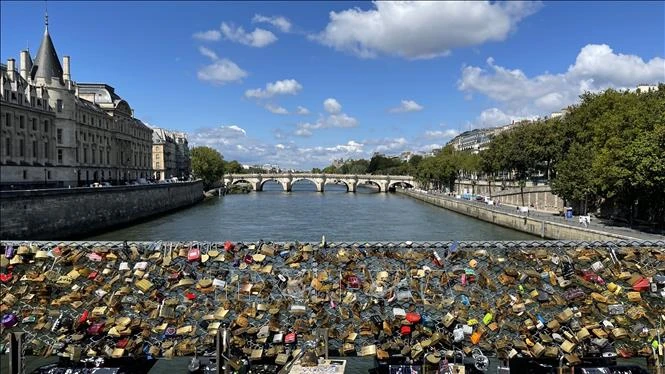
[[520, 185, 525, 207]]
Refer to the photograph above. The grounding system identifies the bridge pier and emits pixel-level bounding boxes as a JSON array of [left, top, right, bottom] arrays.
[[347, 180, 357, 193]]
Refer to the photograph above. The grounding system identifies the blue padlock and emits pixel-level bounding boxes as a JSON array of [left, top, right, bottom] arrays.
[[460, 295, 470, 306], [5, 246, 14, 259], [421, 314, 435, 328]]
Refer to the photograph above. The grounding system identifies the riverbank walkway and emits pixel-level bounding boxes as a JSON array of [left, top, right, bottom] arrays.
[[411, 189, 665, 240]]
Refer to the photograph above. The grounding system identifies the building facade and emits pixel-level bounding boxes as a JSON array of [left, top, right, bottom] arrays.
[[0, 18, 152, 189], [172, 131, 190, 179], [151, 128, 176, 180]]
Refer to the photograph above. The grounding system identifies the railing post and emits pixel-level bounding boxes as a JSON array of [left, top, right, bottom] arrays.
[[8, 332, 25, 374]]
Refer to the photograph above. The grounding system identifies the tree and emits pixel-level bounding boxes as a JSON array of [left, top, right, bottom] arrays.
[[191, 146, 225, 190], [223, 160, 243, 174]]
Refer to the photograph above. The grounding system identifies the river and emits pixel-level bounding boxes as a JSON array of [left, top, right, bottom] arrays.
[[87, 181, 537, 241]]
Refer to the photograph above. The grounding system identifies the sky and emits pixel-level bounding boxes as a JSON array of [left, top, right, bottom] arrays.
[[1, 1, 664, 170]]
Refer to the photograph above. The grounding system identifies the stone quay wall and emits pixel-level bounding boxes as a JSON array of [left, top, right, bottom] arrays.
[[398, 189, 636, 241], [0, 181, 204, 239], [455, 180, 564, 212]]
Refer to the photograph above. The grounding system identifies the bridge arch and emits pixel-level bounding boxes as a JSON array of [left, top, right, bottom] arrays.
[[259, 178, 289, 192], [292, 177, 322, 192], [323, 179, 350, 192], [389, 181, 415, 190], [357, 180, 382, 192]]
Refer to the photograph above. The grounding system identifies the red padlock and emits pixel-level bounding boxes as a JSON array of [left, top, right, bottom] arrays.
[[87, 322, 105, 335], [461, 274, 467, 286], [400, 325, 411, 335], [224, 241, 235, 252], [285, 332, 297, 344], [88, 271, 98, 280], [116, 338, 129, 348], [632, 277, 650, 292], [405, 312, 421, 324], [244, 255, 253, 264], [345, 275, 361, 290], [0, 273, 12, 283], [187, 247, 201, 261], [185, 292, 196, 300], [78, 310, 89, 324]]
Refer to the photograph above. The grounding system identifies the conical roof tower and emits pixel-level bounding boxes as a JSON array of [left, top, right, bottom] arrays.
[[31, 12, 63, 82]]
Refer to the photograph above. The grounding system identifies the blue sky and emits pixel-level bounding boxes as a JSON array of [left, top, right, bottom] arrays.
[[2, 1, 664, 169]]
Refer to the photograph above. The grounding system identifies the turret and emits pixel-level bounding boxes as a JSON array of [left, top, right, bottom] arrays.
[[6, 58, 15, 80], [19, 51, 32, 80], [63, 55, 70, 81]]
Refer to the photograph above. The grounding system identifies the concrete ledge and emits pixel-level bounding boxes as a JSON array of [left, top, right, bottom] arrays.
[[1, 181, 204, 240], [398, 189, 637, 241]]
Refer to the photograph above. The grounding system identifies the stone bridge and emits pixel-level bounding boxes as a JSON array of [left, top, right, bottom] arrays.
[[223, 173, 418, 193]]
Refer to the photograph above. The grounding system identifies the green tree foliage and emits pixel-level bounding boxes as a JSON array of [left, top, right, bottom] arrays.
[[190, 146, 225, 190], [481, 85, 664, 227], [223, 160, 243, 174]]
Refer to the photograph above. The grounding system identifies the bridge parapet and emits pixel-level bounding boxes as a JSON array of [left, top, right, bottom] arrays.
[[223, 173, 417, 193]]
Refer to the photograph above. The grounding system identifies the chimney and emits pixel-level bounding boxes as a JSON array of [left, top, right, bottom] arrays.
[[7, 59, 16, 80], [63, 56, 71, 81], [19, 51, 32, 80]]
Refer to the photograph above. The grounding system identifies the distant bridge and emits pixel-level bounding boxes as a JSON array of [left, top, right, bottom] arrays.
[[223, 173, 418, 193]]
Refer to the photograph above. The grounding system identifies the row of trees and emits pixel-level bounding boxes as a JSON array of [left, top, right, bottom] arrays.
[[314, 154, 424, 175], [414, 85, 664, 227]]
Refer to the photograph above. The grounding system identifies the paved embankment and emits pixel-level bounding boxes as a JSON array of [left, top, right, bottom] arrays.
[[397, 189, 664, 241], [0, 181, 204, 239]]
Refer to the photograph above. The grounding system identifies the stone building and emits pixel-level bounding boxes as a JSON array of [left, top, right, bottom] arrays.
[[151, 128, 177, 180], [172, 131, 190, 180], [0, 16, 152, 189]]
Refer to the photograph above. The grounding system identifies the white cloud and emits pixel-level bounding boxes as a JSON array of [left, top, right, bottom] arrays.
[[313, 1, 540, 59], [196, 46, 248, 85], [424, 129, 460, 139], [373, 137, 408, 153], [296, 106, 310, 115], [221, 22, 277, 47], [390, 99, 424, 113], [265, 104, 289, 115], [198, 46, 218, 61], [245, 79, 303, 99], [197, 59, 248, 85], [294, 99, 358, 136], [193, 30, 222, 41], [458, 44, 665, 114], [323, 98, 342, 114], [252, 14, 292, 33]]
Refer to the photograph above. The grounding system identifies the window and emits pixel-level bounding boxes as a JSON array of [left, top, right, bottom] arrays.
[[23, 170, 27, 179], [3, 90, 8, 99], [156, 161, 160, 168], [92, 150, 96, 164], [47, 171, 51, 179], [84, 148, 88, 163], [57, 99, 63, 112], [19, 116, 25, 129], [44, 142, 48, 158], [32, 118, 37, 131], [18, 94, 22, 103], [107, 150, 110, 165], [30, 97, 35, 107], [5, 113, 10, 127], [19, 139, 24, 157], [5, 138, 10, 156], [37, 99, 41, 107], [99, 150, 103, 164], [32, 140, 37, 158], [43, 120, 49, 133], [83, 132, 87, 141], [57, 129, 63, 144], [58, 149, 63, 164], [83, 114, 86, 123]]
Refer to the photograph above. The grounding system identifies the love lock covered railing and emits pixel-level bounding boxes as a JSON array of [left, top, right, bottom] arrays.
[[0, 239, 664, 373]]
